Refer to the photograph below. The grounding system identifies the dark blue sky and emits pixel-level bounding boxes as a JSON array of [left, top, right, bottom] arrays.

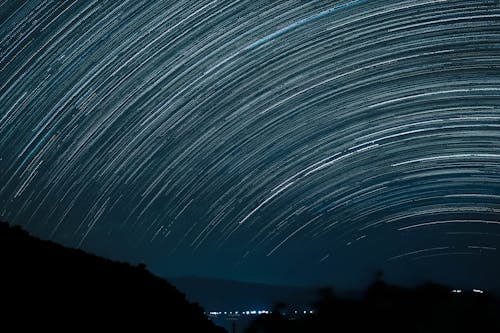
[[1, 0, 500, 291]]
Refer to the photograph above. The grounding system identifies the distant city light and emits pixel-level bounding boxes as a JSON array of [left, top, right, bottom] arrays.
[[473, 289, 484, 294], [206, 308, 315, 317]]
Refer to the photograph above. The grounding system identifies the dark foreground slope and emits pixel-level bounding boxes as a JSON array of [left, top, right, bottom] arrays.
[[0, 221, 225, 332]]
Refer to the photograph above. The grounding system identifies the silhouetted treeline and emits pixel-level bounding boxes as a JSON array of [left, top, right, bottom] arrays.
[[0, 221, 226, 332], [247, 275, 500, 333]]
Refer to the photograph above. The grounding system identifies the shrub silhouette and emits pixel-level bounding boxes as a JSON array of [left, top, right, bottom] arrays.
[[245, 274, 500, 332]]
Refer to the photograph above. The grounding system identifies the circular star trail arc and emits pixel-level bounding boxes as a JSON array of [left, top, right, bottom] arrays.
[[1, 0, 500, 285]]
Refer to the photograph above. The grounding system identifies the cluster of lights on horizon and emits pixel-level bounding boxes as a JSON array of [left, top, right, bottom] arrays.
[[206, 287, 486, 318], [206, 309, 314, 317]]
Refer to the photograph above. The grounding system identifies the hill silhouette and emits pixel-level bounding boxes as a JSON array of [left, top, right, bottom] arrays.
[[246, 276, 500, 333], [0, 221, 226, 332]]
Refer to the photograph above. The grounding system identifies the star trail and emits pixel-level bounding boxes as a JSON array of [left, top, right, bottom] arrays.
[[1, 0, 500, 288]]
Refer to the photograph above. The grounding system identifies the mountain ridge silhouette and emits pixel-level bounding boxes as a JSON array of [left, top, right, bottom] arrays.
[[0, 220, 226, 331]]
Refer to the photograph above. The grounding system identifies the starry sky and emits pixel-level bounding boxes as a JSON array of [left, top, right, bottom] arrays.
[[1, 0, 500, 290]]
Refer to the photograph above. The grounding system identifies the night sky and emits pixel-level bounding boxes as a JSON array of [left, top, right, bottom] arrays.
[[1, 0, 500, 291]]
